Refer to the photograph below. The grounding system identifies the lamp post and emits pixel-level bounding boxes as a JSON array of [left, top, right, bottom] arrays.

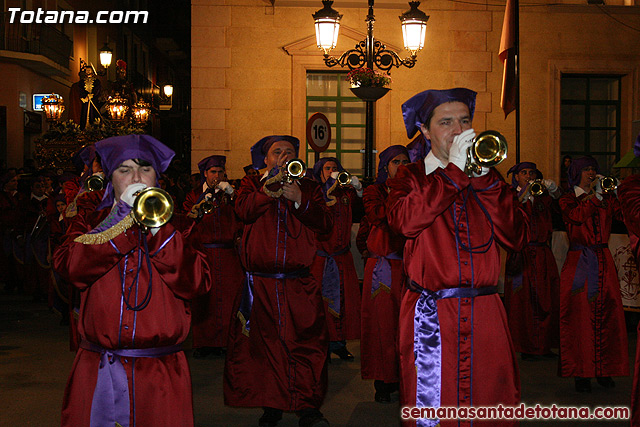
[[313, 0, 428, 182]]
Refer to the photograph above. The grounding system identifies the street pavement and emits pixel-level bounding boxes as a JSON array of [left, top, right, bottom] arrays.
[[0, 292, 635, 426]]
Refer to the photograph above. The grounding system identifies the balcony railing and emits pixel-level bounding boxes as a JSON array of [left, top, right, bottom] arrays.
[[0, 12, 72, 69]]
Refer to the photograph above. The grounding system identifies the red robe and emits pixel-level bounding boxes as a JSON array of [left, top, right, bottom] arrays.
[[504, 193, 560, 355], [558, 190, 629, 379], [53, 208, 211, 427], [387, 162, 528, 427], [360, 182, 406, 383], [612, 176, 640, 425], [183, 186, 244, 348], [23, 195, 50, 299], [310, 185, 361, 341], [224, 175, 333, 411], [0, 190, 22, 289], [65, 188, 105, 351]]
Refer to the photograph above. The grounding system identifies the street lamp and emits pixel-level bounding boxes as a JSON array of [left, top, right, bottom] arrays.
[[99, 42, 113, 69], [312, 0, 428, 182], [163, 84, 174, 97], [98, 42, 113, 77]]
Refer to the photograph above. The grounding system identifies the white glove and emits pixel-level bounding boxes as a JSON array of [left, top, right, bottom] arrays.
[[204, 192, 213, 201], [217, 181, 234, 195], [351, 175, 363, 197], [149, 227, 160, 236], [350, 175, 362, 190], [120, 183, 147, 207], [448, 129, 476, 172], [591, 177, 603, 200], [330, 171, 340, 179], [542, 178, 561, 199], [542, 179, 557, 192]]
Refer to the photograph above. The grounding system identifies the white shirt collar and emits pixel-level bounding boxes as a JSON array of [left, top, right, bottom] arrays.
[[574, 185, 588, 197], [424, 151, 446, 175], [202, 181, 219, 193]]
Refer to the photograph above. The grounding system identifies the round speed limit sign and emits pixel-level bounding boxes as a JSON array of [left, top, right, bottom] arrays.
[[306, 112, 332, 153]]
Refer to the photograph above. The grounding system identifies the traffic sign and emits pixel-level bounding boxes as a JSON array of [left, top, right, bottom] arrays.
[[306, 112, 331, 153]]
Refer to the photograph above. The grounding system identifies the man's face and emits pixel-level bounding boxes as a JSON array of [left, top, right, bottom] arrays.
[[387, 154, 410, 180], [204, 166, 225, 187], [246, 168, 259, 177], [111, 159, 157, 202], [32, 181, 45, 197], [421, 101, 472, 164], [4, 175, 18, 192], [579, 165, 597, 188], [56, 201, 67, 214], [265, 140, 296, 170], [321, 161, 338, 183], [516, 168, 536, 188]]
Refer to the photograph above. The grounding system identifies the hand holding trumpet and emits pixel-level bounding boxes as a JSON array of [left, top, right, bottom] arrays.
[[262, 158, 306, 201]]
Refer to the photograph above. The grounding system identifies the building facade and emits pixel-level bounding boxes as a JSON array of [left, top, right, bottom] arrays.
[[192, 0, 640, 181]]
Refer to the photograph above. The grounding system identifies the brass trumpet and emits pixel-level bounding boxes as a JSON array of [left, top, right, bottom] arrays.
[[529, 179, 546, 197], [284, 159, 306, 183], [464, 130, 508, 177], [85, 174, 105, 192], [200, 200, 215, 214], [600, 176, 617, 193], [336, 171, 351, 186], [131, 187, 174, 231]]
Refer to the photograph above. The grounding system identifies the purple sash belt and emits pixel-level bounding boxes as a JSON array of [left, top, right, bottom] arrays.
[[237, 268, 310, 336], [569, 243, 607, 300], [80, 339, 182, 427], [202, 242, 234, 249], [369, 251, 403, 297], [409, 281, 497, 427], [317, 247, 350, 316]]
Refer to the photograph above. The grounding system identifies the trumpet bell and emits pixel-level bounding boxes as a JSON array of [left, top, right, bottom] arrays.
[[337, 171, 351, 186], [132, 187, 174, 229], [86, 175, 105, 192], [529, 179, 545, 197], [201, 200, 214, 214], [285, 159, 306, 181], [472, 130, 508, 168], [601, 176, 617, 193]]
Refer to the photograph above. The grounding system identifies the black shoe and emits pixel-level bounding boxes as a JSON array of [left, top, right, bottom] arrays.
[[298, 409, 329, 427], [332, 347, 354, 361], [596, 376, 615, 388], [259, 407, 283, 427], [542, 351, 558, 358], [210, 347, 224, 356], [521, 353, 540, 361], [374, 390, 391, 403], [575, 377, 591, 393], [193, 347, 213, 359]]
